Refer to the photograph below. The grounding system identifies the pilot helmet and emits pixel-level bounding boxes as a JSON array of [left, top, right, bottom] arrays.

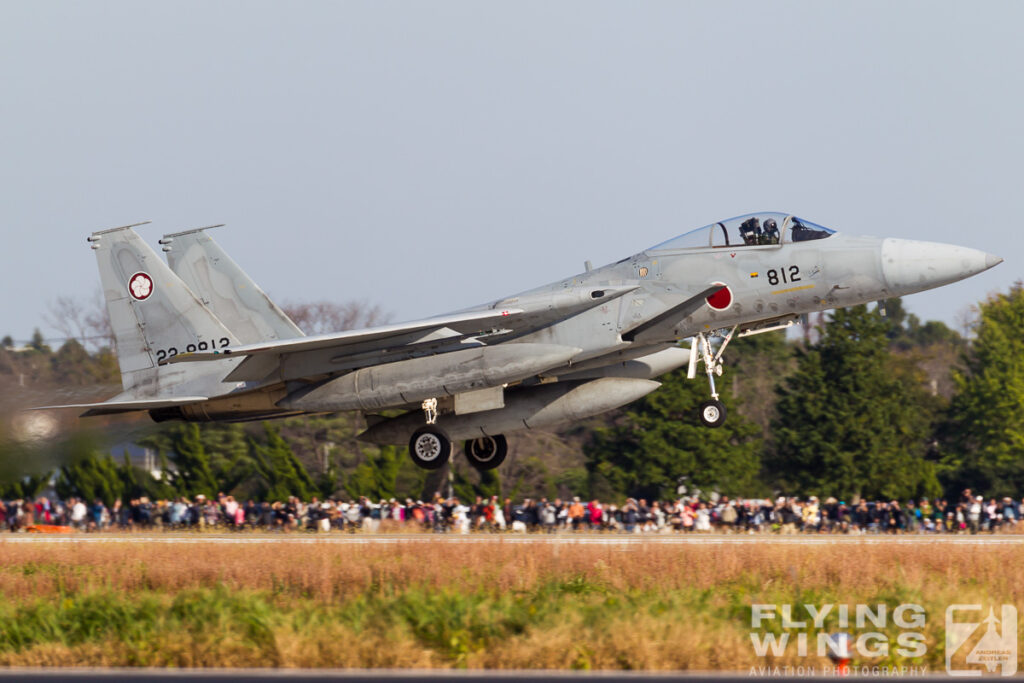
[[764, 218, 778, 233], [739, 217, 760, 240]]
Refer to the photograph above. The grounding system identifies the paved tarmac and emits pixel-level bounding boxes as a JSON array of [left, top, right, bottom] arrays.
[[2, 532, 1022, 545]]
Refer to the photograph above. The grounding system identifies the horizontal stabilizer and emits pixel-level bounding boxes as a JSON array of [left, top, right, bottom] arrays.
[[31, 396, 208, 417]]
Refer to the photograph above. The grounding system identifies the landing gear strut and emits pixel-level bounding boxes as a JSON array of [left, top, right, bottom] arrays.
[[692, 327, 735, 428], [408, 398, 451, 470], [464, 434, 508, 470]]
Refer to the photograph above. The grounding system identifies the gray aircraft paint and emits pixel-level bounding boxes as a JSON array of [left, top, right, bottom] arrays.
[[496, 218, 996, 358], [554, 346, 690, 382], [360, 378, 661, 443], [43, 226, 247, 414], [86, 226, 242, 397], [160, 226, 304, 344], [279, 343, 581, 412], [39, 212, 1001, 443]]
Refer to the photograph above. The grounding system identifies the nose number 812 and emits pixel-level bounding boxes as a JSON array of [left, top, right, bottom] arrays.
[[767, 266, 801, 286]]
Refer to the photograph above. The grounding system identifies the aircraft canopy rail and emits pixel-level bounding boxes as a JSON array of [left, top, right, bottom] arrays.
[[649, 213, 835, 251]]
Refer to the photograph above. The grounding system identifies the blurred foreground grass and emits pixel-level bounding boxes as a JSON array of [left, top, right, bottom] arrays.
[[0, 540, 1020, 669]]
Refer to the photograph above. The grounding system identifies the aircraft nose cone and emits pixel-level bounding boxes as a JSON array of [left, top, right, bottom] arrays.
[[881, 239, 1002, 296]]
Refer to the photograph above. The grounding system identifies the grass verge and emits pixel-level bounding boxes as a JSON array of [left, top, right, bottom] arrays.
[[0, 541, 1019, 669]]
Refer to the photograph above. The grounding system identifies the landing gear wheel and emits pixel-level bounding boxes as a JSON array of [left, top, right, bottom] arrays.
[[698, 400, 727, 428], [409, 426, 452, 470], [464, 434, 508, 470]]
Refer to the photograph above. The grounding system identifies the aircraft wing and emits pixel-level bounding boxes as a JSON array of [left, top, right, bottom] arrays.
[[162, 285, 638, 383], [31, 396, 208, 417], [163, 309, 522, 362], [160, 308, 529, 382]]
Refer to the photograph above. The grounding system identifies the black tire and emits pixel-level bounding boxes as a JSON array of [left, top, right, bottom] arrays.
[[698, 400, 727, 427], [409, 426, 452, 470], [463, 434, 508, 470]]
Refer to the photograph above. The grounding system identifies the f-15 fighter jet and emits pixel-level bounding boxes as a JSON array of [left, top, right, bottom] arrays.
[[38, 213, 1001, 471]]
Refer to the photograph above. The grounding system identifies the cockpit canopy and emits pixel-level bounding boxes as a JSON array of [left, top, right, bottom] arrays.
[[649, 213, 836, 251]]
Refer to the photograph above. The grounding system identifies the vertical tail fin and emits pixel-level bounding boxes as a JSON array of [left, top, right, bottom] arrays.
[[159, 225, 304, 344], [88, 223, 240, 394]]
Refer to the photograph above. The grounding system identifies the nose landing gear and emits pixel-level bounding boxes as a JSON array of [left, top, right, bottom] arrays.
[[691, 327, 735, 428], [698, 399, 727, 428]]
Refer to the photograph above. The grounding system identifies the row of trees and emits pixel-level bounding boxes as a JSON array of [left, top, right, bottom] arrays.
[[0, 422, 423, 505], [3, 286, 1024, 505]]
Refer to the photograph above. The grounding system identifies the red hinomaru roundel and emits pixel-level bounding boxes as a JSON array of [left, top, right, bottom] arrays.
[[128, 272, 154, 301], [705, 282, 733, 310]]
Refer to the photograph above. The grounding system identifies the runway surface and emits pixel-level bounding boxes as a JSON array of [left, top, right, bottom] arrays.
[[2, 532, 1022, 545]]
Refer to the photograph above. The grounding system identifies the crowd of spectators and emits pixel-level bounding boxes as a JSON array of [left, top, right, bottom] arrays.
[[1, 488, 1020, 535]]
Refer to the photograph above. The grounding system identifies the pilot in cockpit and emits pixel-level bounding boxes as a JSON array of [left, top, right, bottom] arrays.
[[739, 217, 761, 245], [761, 218, 780, 245]]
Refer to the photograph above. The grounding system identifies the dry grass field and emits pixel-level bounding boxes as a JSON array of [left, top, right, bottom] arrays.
[[0, 539, 1021, 670]]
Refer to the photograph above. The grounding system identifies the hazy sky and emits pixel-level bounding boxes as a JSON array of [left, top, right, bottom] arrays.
[[2, 1, 1019, 343]]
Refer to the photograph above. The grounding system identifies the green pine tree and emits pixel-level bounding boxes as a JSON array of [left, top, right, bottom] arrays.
[[0, 472, 52, 500], [343, 444, 405, 501], [769, 305, 940, 500], [451, 460, 501, 502], [584, 358, 763, 501], [55, 451, 126, 506], [168, 423, 220, 497], [880, 297, 963, 351], [250, 423, 317, 501], [943, 283, 1024, 496], [138, 423, 252, 497], [29, 328, 49, 353]]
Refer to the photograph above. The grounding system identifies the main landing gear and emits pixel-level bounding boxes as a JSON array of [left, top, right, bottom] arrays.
[[692, 327, 736, 428], [408, 398, 451, 470], [409, 425, 452, 470], [407, 398, 509, 471], [464, 434, 507, 470]]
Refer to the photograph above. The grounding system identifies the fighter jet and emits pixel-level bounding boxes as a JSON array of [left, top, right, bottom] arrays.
[[38, 213, 1001, 471]]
